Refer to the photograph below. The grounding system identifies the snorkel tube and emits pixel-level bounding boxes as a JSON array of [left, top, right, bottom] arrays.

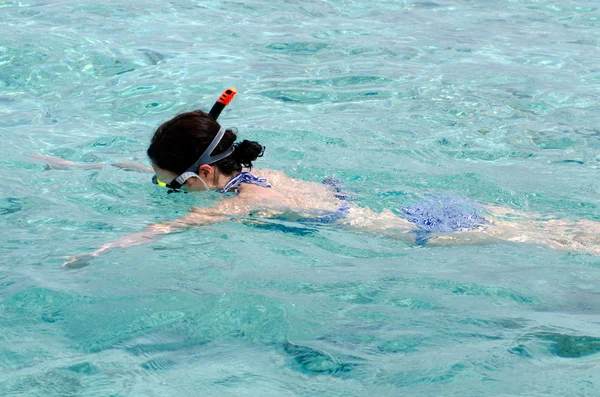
[[152, 87, 238, 193], [208, 88, 237, 120]]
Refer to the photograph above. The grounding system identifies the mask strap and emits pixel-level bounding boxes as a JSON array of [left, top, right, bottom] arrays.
[[197, 127, 234, 165], [173, 172, 209, 190], [179, 127, 234, 178]]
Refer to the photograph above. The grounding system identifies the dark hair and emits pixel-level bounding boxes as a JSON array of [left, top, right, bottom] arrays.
[[147, 110, 264, 175]]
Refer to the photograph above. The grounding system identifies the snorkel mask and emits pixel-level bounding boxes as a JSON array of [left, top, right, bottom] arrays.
[[152, 88, 237, 193]]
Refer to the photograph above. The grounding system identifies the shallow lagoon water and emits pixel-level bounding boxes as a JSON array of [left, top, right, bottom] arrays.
[[1, 0, 600, 395]]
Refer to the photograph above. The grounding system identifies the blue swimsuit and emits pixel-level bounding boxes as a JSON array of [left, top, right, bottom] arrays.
[[399, 197, 489, 245], [297, 177, 350, 224], [220, 171, 273, 193], [225, 172, 488, 245]]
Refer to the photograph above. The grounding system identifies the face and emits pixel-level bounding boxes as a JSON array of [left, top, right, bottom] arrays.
[[152, 164, 213, 192]]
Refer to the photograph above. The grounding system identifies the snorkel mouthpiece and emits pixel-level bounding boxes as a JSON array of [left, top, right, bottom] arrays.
[[208, 88, 237, 120], [152, 175, 180, 194], [152, 175, 167, 188]]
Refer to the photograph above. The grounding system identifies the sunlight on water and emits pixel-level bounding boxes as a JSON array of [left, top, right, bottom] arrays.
[[1, 0, 600, 395]]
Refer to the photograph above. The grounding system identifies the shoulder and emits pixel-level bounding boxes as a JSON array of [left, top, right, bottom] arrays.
[[251, 168, 288, 181], [251, 168, 311, 189]]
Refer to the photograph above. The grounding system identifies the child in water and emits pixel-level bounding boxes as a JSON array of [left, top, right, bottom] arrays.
[[35, 89, 600, 267]]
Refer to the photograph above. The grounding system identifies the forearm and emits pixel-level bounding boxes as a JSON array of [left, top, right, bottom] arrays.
[[62, 222, 185, 268], [86, 213, 224, 257], [91, 228, 170, 256], [110, 162, 154, 173], [33, 154, 153, 173], [61, 204, 234, 269]]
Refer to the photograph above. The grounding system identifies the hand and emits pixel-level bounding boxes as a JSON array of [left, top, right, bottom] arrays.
[[60, 254, 96, 269], [59, 238, 141, 270]]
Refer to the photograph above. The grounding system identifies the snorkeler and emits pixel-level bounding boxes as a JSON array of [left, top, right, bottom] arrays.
[[35, 88, 600, 268]]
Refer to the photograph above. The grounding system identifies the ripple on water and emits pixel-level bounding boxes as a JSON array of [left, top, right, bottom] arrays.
[[0, 287, 196, 353], [63, 362, 101, 376], [140, 357, 177, 371], [264, 42, 329, 55], [298, 76, 394, 87], [137, 49, 165, 65], [86, 136, 141, 150], [377, 336, 425, 354], [260, 89, 389, 104], [384, 362, 467, 388], [0, 197, 22, 215], [379, 276, 538, 305], [111, 99, 179, 117], [283, 342, 358, 376], [525, 331, 600, 359]]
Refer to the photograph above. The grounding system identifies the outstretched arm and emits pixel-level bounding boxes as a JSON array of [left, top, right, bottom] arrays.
[[32, 154, 153, 173], [61, 206, 232, 269]]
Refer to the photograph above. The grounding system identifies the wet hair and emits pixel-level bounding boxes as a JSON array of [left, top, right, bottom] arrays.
[[147, 110, 264, 175]]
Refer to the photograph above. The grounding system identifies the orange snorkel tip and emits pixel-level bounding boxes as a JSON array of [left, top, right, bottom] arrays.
[[218, 87, 237, 105], [209, 87, 237, 120]]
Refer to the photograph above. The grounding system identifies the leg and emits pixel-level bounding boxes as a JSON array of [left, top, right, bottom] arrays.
[[487, 218, 600, 255]]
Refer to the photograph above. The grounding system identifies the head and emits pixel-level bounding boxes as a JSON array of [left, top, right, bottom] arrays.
[[147, 110, 264, 192]]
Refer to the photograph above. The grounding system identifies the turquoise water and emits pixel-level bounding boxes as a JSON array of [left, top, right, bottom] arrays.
[[1, 0, 600, 395]]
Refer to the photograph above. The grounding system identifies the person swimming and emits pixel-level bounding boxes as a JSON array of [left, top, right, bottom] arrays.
[[34, 88, 600, 268]]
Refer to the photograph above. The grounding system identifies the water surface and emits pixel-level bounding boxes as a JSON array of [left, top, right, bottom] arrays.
[[1, 1, 600, 395]]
